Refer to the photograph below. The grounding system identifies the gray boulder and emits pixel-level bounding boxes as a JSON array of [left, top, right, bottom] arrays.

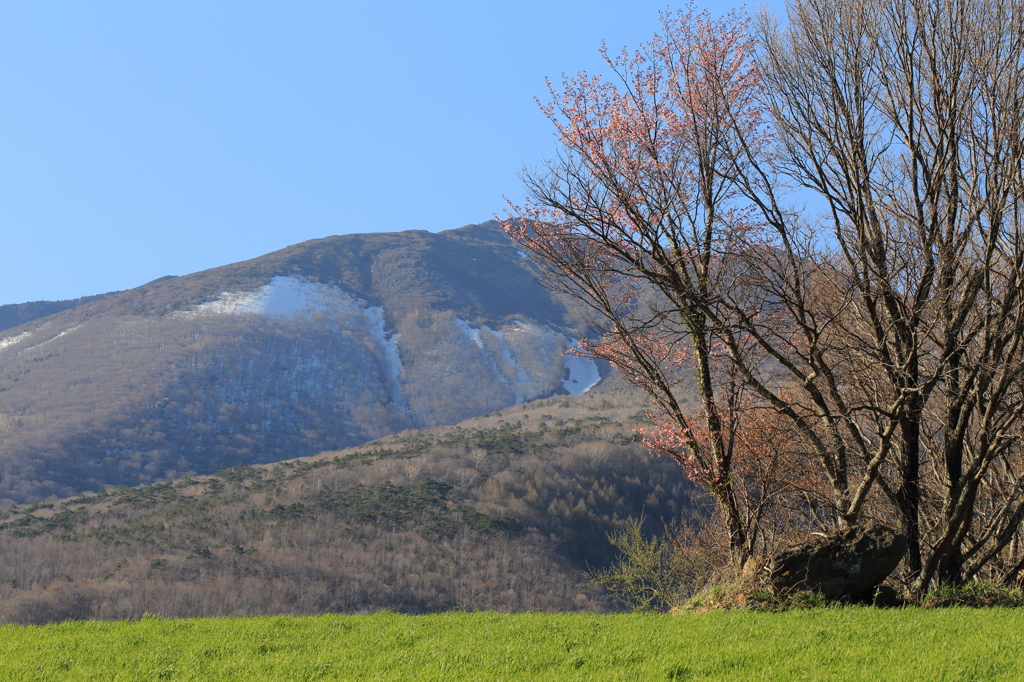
[[767, 522, 907, 600]]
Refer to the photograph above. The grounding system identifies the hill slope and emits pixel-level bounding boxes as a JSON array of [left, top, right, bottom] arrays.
[[0, 222, 604, 502], [0, 389, 699, 623]]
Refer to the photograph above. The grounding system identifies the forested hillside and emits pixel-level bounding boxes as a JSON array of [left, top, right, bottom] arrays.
[[0, 387, 699, 624], [0, 290, 123, 333], [0, 222, 606, 502]]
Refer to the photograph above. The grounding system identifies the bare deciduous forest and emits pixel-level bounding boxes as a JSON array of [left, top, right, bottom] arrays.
[[0, 387, 699, 624]]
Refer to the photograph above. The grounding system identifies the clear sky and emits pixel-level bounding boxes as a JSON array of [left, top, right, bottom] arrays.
[[1, 1, 782, 306]]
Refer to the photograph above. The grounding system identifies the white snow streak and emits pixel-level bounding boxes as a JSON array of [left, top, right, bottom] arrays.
[[362, 306, 407, 414], [31, 326, 80, 351], [455, 318, 484, 349], [487, 325, 532, 403], [0, 331, 32, 351]]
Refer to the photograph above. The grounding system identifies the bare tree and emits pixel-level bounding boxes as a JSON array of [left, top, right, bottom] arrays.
[[508, 0, 1024, 596], [756, 0, 1024, 592]]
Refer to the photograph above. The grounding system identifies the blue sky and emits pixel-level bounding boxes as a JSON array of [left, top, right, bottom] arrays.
[[1, 1, 781, 306]]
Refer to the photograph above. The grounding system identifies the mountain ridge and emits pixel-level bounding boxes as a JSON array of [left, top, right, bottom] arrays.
[[0, 292, 121, 334], [1, 223, 574, 333]]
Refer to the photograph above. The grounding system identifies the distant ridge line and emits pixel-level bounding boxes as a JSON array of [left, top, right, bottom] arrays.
[[0, 291, 122, 333]]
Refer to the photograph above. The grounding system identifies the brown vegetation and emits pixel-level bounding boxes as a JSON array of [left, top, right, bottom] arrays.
[[0, 388, 700, 624]]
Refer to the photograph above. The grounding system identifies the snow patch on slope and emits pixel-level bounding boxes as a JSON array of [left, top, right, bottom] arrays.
[[561, 339, 601, 395], [178, 276, 407, 413], [181, 276, 360, 318], [455, 319, 602, 402], [0, 331, 32, 352], [0, 326, 81, 360]]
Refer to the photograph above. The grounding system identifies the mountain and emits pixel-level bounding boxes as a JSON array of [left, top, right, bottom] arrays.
[[0, 222, 606, 502]]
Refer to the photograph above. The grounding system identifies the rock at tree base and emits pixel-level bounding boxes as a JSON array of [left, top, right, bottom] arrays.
[[857, 584, 902, 607], [767, 522, 907, 600]]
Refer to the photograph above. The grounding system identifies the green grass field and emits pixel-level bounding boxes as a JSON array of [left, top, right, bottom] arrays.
[[1, 609, 1022, 681]]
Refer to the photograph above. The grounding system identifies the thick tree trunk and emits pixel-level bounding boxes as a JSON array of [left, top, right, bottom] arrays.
[[896, 401, 923, 579], [939, 431, 966, 586]]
